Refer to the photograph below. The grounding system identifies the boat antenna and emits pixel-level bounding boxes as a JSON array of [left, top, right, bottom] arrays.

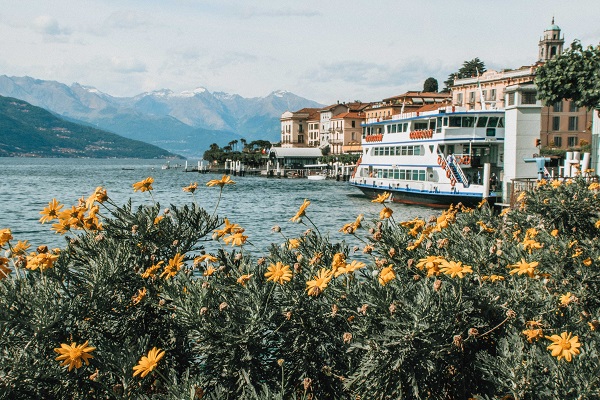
[[476, 68, 486, 110]]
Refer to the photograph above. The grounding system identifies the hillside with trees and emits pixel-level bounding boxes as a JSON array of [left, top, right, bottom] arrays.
[[0, 96, 179, 158]]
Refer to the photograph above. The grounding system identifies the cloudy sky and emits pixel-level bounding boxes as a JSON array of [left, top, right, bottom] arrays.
[[1, 0, 599, 104]]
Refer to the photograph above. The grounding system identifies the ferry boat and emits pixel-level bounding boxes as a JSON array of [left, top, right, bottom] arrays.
[[349, 105, 504, 207]]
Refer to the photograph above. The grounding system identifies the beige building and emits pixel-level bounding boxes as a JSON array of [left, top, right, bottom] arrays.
[[451, 19, 592, 150], [365, 92, 451, 121], [328, 112, 365, 155], [280, 108, 320, 148], [319, 102, 370, 147]]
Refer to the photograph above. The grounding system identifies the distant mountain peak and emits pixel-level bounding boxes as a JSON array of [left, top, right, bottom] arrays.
[[271, 90, 289, 98], [179, 87, 207, 97]]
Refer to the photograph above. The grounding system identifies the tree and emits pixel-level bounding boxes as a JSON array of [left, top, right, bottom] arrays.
[[535, 40, 600, 110], [423, 77, 439, 92], [443, 58, 487, 91]]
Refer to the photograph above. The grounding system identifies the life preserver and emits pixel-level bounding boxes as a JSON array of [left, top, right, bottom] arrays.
[[441, 160, 447, 169], [428, 129, 433, 137], [446, 170, 451, 178], [450, 178, 456, 186], [463, 156, 470, 164], [409, 132, 414, 139], [437, 156, 442, 165]]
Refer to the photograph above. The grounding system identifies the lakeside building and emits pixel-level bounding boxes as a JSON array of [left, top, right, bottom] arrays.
[[329, 111, 366, 155], [365, 92, 451, 121], [451, 19, 593, 150], [280, 108, 320, 148]]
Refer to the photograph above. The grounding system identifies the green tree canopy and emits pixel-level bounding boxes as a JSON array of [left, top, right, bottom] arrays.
[[443, 58, 487, 91], [535, 40, 600, 110], [423, 77, 439, 92]]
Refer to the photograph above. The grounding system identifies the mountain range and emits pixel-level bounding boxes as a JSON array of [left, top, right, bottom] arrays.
[[0, 75, 324, 158], [0, 95, 176, 159]]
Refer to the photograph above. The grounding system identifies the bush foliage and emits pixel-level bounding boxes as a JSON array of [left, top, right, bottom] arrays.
[[2, 175, 600, 399]]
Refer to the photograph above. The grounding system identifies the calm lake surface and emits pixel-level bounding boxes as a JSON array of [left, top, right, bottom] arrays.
[[0, 158, 435, 252]]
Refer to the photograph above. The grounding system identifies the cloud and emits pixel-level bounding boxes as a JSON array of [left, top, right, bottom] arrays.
[[237, 6, 320, 18], [104, 10, 152, 30], [110, 57, 147, 73], [207, 52, 258, 69], [33, 15, 70, 36]]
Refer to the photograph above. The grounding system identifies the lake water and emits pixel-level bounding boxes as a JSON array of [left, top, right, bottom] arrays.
[[0, 158, 435, 252]]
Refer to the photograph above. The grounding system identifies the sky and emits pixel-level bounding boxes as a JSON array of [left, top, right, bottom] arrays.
[[1, 0, 599, 104]]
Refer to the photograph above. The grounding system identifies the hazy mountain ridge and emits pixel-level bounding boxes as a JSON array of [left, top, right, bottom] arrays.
[[0, 95, 178, 159], [0, 75, 324, 158]]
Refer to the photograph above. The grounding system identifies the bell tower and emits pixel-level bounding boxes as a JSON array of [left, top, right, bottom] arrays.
[[538, 17, 564, 61]]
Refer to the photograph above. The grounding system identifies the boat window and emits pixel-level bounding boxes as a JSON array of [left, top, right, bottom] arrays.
[[390, 124, 397, 133], [382, 170, 389, 179], [401, 147, 407, 156], [487, 117, 499, 127], [414, 122, 428, 130], [429, 145, 434, 153], [497, 117, 504, 128], [396, 147, 402, 156], [486, 128, 496, 137], [407, 147, 414, 156], [419, 170, 426, 181], [399, 170, 406, 180], [449, 117, 462, 127], [443, 117, 448, 126], [403, 123, 409, 132], [462, 117, 476, 127], [429, 119, 436, 130], [377, 127, 382, 134], [384, 147, 390, 156], [477, 117, 488, 127], [412, 170, 419, 180], [436, 117, 443, 133], [394, 170, 399, 179], [414, 146, 421, 156]]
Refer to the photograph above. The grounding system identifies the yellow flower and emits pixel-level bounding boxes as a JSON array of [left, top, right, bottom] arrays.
[[522, 328, 543, 343], [141, 261, 163, 278], [54, 341, 95, 371], [524, 228, 538, 240], [499, 207, 510, 217], [343, 260, 366, 274], [583, 258, 592, 266], [439, 260, 473, 278], [339, 214, 363, 234], [0, 228, 13, 247], [378, 265, 396, 286], [290, 199, 310, 222], [537, 179, 547, 188], [154, 215, 163, 225], [371, 192, 390, 203], [132, 177, 154, 192], [183, 182, 198, 193], [26, 252, 59, 272], [309, 252, 323, 265], [288, 238, 300, 249], [517, 191, 527, 202], [477, 198, 488, 208], [551, 179, 562, 188], [265, 261, 292, 284], [11, 240, 31, 255], [39, 199, 64, 224], [206, 175, 235, 187], [476, 221, 495, 233], [565, 178, 574, 185], [51, 219, 71, 234], [482, 274, 505, 282], [522, 239, 543, 252], [588, 182, 600, 190], [331, 252, 346, 273], [194, 254, 218, 265], [550, 229, 559, 237], [214, 218, 242, 238], [416, 256, 445, 271], [572, 248, 583, 258], [160, 253, 184, 279], [306, 268, 333, 296], [133, 347, 165, 378], [379, 207, 393, 220], [237, 274, 253, 286], [85, 187, 108, 209], [508, 258, 539, 278], [204, 266, 216, 276], [546, 332, 581, 362], [559, 292, 574, 306], [223, 231, 248, 246], [132, 288, 147, 305]]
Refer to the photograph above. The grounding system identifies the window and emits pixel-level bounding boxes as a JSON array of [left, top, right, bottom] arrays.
[[352, 120, 356, 128], [477, 117, 488, 127], [507, 93, 515, 106], [569, 102, 579, 112], [553, 136, 562, 147], [553, 102, 563, 112], [552, 116, 560, 131], [448, 117, 462, 127], [568, 116, 579, 131], [490, 89, 496, 101], [298, 124, 304, 133], [568, 136, 578, 147], [456, 93, 463, 106], [298, 135, 304, 143], [522, 92, 537, 104], [462, 117, 476, 127], [468, 92, 475, 103], [487, 117, 499, 127]]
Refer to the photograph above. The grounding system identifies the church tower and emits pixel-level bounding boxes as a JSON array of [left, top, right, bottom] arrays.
[[538, 18, 564, 61]]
